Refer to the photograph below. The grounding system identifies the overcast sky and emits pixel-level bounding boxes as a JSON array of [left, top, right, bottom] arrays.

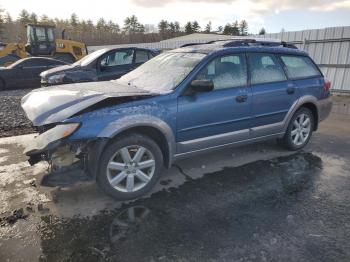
[[1, 0, 350, 33]]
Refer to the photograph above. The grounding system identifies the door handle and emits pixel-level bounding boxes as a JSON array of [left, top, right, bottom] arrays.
[[236, 94, 248, 103], [287, 87, 295, 95]]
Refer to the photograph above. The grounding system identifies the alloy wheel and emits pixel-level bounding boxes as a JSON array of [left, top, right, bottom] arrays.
[[291, 113, 311, 146], [107, 145, 156, 192]]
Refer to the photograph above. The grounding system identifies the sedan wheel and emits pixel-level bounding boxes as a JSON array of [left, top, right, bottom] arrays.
[[107, 145, 156, 193]]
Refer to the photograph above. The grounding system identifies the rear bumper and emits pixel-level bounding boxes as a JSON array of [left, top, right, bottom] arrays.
[[318, 96, 333, 122]]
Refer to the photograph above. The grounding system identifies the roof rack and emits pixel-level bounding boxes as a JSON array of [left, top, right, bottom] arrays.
[[180, 38, 298, 49], [180, 43, 207, 48]]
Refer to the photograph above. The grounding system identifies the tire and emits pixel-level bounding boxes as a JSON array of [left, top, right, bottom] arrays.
[[280, 107, 314, 151], [96, 133, 164, 200]]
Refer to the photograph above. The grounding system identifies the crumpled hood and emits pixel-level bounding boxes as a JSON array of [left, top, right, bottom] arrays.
[[21, 81, 153, 126], [41, 64, 78, 78]]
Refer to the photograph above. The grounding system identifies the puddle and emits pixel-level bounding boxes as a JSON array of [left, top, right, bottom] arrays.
[[37, 152, 350, 262]]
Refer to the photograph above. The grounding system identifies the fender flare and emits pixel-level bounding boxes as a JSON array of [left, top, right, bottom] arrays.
[[282, 95, 320, 133], [97, 115, 176, 167]]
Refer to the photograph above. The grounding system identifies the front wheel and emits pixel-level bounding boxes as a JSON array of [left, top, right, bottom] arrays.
[[97, 133, 163, 200], [280, 108, 314, 150]]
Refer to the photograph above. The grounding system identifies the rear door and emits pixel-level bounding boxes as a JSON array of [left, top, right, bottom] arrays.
[[248, 52, 297, 138], [177, 53, 252, 154], [27, 59, 64, 86], [97, 49, 135, 81], [11, 60, 39, 88], [279, 55, 324, 99]]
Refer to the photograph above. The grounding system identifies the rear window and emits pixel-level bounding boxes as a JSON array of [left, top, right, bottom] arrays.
[[280, 55, 321, 79]]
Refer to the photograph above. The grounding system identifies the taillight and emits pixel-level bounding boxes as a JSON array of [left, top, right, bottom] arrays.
[[324, 79, 331, 92]]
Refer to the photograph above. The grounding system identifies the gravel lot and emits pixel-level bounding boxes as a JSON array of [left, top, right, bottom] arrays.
[[0, 89, 35, 138], [0, 109, 349, 261]]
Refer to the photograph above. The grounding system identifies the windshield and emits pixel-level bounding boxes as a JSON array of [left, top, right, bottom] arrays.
[[74, 48, 107, 67], [7, 59, 24, 69], [117, 52, 206, 93]]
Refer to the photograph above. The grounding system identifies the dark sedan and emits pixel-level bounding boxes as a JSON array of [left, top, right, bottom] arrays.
[[0, 57, 68, 90], [40, 47, 160, 86]]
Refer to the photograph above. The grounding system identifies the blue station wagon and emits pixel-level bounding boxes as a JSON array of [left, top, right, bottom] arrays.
[[22, 39, 332, 200]]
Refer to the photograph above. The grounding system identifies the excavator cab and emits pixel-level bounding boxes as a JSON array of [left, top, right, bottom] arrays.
[[25, 24, 56, 56]]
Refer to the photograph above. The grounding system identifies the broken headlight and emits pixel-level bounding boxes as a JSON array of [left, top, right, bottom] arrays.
[[47, 73, 66, 84], [35, 123, 81, 149]]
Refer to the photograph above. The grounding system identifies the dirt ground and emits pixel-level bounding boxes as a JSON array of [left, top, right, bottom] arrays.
[[0, 100, 349, 261]]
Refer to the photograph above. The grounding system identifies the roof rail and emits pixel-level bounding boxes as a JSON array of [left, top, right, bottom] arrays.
[[180, 43, 207, 48], [221, 39, 298, 49], [180, 38, 298, 49]]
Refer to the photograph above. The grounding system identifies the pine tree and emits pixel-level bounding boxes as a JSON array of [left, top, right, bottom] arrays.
[[185, 22, 193, 34], [158, 20, 169, 36], [192, 21, 200, 33], [232, 20, 240, 36], [40, 14, 50, 23], [239, 20, 248, 35], [123, 15, 144, 34], [18, 9, 31, 24], [5, 12, 12, 23], [29, 13, 38, 24], [259, 27, 266, 35], [70, 13, 78, 28], [223, 23, 232, 35], [204, 21, 212, 33]]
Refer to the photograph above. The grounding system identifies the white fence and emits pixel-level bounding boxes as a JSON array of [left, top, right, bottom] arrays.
[[89, 26, 350, 93]]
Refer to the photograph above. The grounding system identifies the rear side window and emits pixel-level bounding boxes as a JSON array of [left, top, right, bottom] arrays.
[[248, 53, 287, 85], [17, 59, 47, 67], [280, 55, 321, 79], [135, 50, 150, 63], [195, 54, 247, 90], [100, 49, 134, 67]]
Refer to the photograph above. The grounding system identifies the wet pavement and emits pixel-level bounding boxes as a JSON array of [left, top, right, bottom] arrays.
[[0, 107, 350, 261]]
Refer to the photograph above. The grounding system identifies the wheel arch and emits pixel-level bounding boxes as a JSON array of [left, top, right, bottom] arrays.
[[299, 102, 319, 131], [283, 96, 320, 133], [112, 126, 172, 168], [96, 116, 176, 170]]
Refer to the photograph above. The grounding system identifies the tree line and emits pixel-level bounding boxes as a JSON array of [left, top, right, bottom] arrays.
[[0, 9, 266, 45]]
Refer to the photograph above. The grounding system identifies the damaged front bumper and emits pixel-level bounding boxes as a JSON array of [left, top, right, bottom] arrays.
[[25, 131, 108, 177], [25, 134, 86, 168]]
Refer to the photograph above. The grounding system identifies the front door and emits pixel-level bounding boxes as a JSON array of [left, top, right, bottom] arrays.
[[97, 49, 135, 81], [177, 53, 252, 154], [248, 52, 298, 138]]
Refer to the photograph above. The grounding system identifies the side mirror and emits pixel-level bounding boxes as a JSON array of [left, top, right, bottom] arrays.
[[190, 80, 214, 93]]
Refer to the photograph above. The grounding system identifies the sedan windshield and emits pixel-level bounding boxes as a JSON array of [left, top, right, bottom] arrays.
[[74, 48, 107, 67], [116, 52, 206, 93]]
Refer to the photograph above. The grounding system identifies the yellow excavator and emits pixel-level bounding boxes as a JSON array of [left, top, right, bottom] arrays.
[[0, 24, 88, 66]]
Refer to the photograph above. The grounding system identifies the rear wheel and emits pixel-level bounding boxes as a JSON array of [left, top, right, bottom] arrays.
[[97, 133, 163, 200], [280, 107, 314, 150]]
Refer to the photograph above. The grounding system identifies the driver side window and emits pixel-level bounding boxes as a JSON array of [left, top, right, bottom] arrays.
[[100, 49, 134, 67], [195, 54, 247, 90]]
